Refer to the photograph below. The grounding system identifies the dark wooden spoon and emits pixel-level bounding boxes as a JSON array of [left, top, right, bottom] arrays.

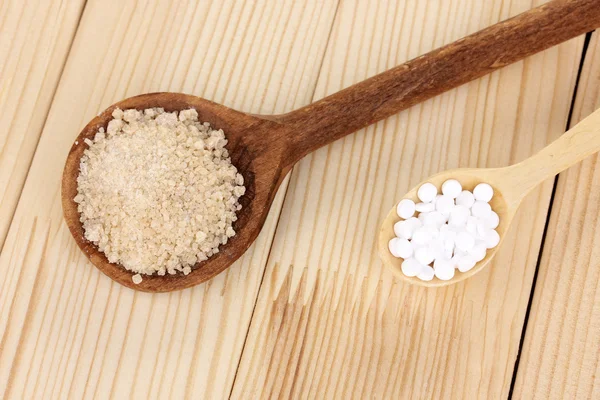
[[62, 0, 600, 292]]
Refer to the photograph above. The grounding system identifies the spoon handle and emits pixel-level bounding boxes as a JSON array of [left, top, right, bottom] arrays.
[[505, 107, 600, 202], [277, 0, 600, 163]]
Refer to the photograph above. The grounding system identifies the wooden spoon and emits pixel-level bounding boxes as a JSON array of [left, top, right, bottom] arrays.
[[62, 0, 600, 292], [379, 107, 600, 287]]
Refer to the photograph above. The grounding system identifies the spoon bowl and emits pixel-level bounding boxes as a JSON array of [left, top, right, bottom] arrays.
[[378, 168, 515, 287], [62, 93, 292, 292]]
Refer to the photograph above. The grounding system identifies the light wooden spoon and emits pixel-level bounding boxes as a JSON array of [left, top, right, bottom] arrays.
[[379, 107, 600, 287], [62, 0, 600, 292]]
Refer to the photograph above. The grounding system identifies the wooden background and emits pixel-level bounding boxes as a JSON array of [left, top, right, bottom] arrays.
[[1, 0, 599, 398]]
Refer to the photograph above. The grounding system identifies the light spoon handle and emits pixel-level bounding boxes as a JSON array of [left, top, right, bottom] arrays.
[[503, 107, 600, 206]]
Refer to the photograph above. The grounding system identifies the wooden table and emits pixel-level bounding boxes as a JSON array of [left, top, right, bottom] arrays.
[[1, 0, 599, 398]]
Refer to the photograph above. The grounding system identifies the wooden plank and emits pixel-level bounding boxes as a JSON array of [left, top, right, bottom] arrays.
[[513, 31, 600, 400], [230, 0, 586, 398], [0, 0, 85, 247], [0, 0, 339, 398]]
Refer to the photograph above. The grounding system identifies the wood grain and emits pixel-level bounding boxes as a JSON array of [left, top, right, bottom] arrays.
[[231, 0, 586, 398], [513, 31, 600, 400], [0, 0, 339, 397], [2, 0, 597, 397], [0, 0, 85, 248]]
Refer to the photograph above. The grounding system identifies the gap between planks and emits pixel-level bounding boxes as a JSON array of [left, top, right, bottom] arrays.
[[0, 0, 87, 250], [507, 30, 594, 399]]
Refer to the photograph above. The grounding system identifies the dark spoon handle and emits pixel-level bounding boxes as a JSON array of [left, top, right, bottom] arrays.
[[279, 0, 600, 163]]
